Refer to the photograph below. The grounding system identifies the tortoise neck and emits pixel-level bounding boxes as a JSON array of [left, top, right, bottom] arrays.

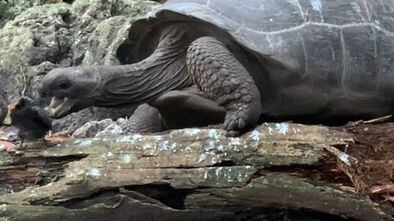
[[93, 26, 193, 107]]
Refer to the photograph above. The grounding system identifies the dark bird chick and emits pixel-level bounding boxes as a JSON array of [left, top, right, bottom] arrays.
[[10, 97, 52, 141]]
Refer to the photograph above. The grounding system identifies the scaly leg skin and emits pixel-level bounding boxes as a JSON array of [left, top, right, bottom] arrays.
[[150, 87, 226, 129], [122, 104, 163, 134], [187, 37, 261, 135]]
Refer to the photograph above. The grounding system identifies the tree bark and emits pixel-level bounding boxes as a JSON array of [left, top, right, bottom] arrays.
[[0, 123, 392, 221]]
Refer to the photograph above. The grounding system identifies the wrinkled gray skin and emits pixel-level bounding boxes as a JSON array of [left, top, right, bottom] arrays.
[[40, 0, 394, 134]]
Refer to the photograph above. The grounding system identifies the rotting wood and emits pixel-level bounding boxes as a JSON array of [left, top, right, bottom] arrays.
[[0, 123, 392, 221]]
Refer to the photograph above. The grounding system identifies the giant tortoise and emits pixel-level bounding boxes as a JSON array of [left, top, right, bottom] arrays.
[[40, 0, 394, 134]]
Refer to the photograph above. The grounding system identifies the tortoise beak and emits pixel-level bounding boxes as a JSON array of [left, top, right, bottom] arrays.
[[47, 97, 78, 118]]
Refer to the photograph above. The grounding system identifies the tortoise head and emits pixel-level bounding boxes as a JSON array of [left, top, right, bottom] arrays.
[[40, 67, 100, 118]]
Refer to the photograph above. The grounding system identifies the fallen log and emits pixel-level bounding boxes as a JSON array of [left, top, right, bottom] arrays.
[[0, 123, 392, 221]]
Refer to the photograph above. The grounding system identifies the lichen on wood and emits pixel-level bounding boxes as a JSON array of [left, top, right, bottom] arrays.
[[0, 123, 392, 221]]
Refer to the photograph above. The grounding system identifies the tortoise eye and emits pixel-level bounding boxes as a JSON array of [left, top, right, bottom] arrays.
[[58, 80, 70, 89]]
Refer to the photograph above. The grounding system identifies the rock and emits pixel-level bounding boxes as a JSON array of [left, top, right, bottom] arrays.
[[71, 0, 160, 65], [0, 0, 41, 28], [110, 0, 159, 18], [72, 118, 115, 138], [51, 107, 95, 135], [0, 3, 76, 97], [95, 124, 123, 137], [51, 105, 137, 134], [0, 126, 21, 142], [67, 104, 164, 138], [0, 74, 8, 124], [82, 16, 132, 65]]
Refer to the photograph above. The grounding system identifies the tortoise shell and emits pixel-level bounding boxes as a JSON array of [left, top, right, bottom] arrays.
[[127, 0, 394, 117]]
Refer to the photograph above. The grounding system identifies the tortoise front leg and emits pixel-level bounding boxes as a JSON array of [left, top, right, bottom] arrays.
[[122, 104, 164, 134], [150, 87, 225, 129], [186, 37, 261, 134]]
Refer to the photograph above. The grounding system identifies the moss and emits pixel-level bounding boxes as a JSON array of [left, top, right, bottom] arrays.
[[71, 0, 159, 65], [0, 0, 41, 28], [111, 0, 160, 18], [72, 0, 159, 18], [82, 16, 132, 65]]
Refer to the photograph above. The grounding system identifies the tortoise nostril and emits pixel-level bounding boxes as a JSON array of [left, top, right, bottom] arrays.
[[40, 90, 48, 97]]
